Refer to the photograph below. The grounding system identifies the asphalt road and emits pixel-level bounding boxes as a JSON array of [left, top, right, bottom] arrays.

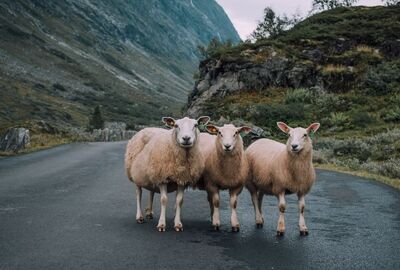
[[0, 142, 399, 270]]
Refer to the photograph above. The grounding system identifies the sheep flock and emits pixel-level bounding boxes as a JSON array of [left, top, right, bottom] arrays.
[[125, 116, 320, 236]]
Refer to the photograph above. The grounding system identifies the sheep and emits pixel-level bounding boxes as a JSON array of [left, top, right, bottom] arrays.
[[125, 127, 168, 221], [125, 116, 210, 232], [246, 122, 320, 236], [199, 124, 252, 232]]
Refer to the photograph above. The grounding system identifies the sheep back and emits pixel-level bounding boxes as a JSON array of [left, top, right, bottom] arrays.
[[246, 138, 315, 196], [130, 130, 205, 188]]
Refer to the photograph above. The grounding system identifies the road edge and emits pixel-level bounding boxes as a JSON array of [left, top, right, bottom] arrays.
[[316, 163, 400, 190]]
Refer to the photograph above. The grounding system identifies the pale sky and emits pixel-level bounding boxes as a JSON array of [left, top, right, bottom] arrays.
[[216, 0, 384, 39]]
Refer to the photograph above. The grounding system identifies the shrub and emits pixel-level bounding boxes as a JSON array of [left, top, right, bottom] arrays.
[[329, 112, 350, 130], [250, 103, 306, 129], [362, 60, 400, 96], [361, 158, 400, 179], [332, 140, 371, 162], [315, 92, 347, 114], [284, 88, 313, 104], [350, 110, 376, 127], [382, 107, 400, 122]]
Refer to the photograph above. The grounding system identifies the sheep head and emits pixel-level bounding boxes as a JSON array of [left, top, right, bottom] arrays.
[[206, 124, 251, 153], [277, 122, 320, 154], [162, 116, 210, 148]]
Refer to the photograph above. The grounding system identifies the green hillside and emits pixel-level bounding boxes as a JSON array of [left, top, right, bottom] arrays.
[[187, 6, 400, 186], [0, 0, 240, 131]]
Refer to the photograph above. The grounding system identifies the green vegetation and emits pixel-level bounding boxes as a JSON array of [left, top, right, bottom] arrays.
[[312, 0, 359, 11], [190, 6, 400, 187], [88, 105, 105, 131]]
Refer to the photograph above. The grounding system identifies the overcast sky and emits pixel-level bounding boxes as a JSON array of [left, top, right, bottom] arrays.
[[216, 0, 384, 39]]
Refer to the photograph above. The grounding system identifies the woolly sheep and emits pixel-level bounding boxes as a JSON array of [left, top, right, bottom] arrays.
[[125, 116, 210, 232], [125, 127, 167, 221], [246, 122, 320, 236], [199, 124, 252, 232]]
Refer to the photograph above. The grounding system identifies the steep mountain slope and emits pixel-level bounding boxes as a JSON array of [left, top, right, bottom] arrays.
[[186, 6, 400, 181], [0, 0, 240, 129]]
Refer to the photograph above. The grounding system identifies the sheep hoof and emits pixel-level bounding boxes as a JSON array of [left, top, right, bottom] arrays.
[[256, 223, 263, 228], [174, 226, 184, 232], [276, 231, 285, 237], [231, 226, 240, 233], [300, 230, 309, 236], [157, 225, 166, 232], [213, 225, 220, 231], [136, 217, 144, 224], [146, 213, 153, 220]]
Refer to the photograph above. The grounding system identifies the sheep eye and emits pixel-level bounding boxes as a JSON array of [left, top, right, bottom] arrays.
[[174, 124, 178, 128], [303, 134, 307, 137]]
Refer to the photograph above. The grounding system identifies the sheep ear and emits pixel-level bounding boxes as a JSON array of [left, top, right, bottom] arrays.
[[206, 125, 218, 135], [277, 122, 291, 134], [197, 116, 210, 126], [307, 123, 320, 134], [162, 117, 175, 128], [238, 126, 252, 134]]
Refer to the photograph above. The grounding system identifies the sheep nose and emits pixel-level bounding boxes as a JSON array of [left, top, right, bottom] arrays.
[[291, 144, 299, 150], [224, 144, 232, 150], [182, 136, 191, 142]]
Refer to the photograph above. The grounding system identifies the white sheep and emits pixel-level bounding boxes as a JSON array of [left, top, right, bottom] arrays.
[[125, 127, 167, 221], [246, 122, 320, 236], [199, 124, 252, 232], [125, 116, 210, 232]]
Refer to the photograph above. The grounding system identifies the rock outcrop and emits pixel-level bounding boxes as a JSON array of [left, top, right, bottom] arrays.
[[187, 54, 319, 117], [0, 128, 30, 152]]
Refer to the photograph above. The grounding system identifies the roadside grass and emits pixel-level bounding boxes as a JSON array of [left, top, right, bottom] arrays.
[[316, 163, 400, 190], [0, 132, 87, 157]]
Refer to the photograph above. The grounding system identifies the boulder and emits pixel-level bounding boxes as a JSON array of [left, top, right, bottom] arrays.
[[0, 128, 30, 152]]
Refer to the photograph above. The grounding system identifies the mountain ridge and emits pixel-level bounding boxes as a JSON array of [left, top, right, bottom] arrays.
[[0, 0, 240, 129]]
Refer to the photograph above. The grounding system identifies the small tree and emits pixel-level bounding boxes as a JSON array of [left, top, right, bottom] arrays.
[[312, 0, 358, 10], [250, 7, 302, 41], [197, 38, 233, 59], [250, 8, 287, 40], [382, 0, 400, 6], [88, 105, 104, 131]]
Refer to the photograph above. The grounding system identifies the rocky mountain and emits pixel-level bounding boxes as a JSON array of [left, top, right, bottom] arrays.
[[186, 6, 400, 181], [0, 0, 240, 130], [187, 6, 400, 121]]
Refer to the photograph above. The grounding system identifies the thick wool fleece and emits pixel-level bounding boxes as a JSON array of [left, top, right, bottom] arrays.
[[202, 134, 249, 190], [129, 129, 205, 190], [124, 128, 168, 181], [246, 138, 315, 196]]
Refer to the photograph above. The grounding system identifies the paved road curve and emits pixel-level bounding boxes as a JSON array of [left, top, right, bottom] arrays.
[[0, 142, 399, 270]]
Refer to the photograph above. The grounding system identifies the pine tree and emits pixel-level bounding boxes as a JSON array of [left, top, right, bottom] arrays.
[[88, 105, 104, 131]]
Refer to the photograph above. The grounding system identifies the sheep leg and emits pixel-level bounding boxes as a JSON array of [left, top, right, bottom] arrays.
[[207, 191, 214, 221], [211, 190, 221, 230], [174, 185, 185, 232], [156, 184, 168, 232], [298, 194, 308, 236], [248, 182, 264, 227], [257, 192, 264, 214], [145, 191, 154, 219], [276, 192, 286, 236], [229, 188, 241, 232], [135, 185, 144, 224]]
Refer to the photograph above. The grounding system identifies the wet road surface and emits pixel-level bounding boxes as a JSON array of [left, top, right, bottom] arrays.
[[0, 142, 399, 269]]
